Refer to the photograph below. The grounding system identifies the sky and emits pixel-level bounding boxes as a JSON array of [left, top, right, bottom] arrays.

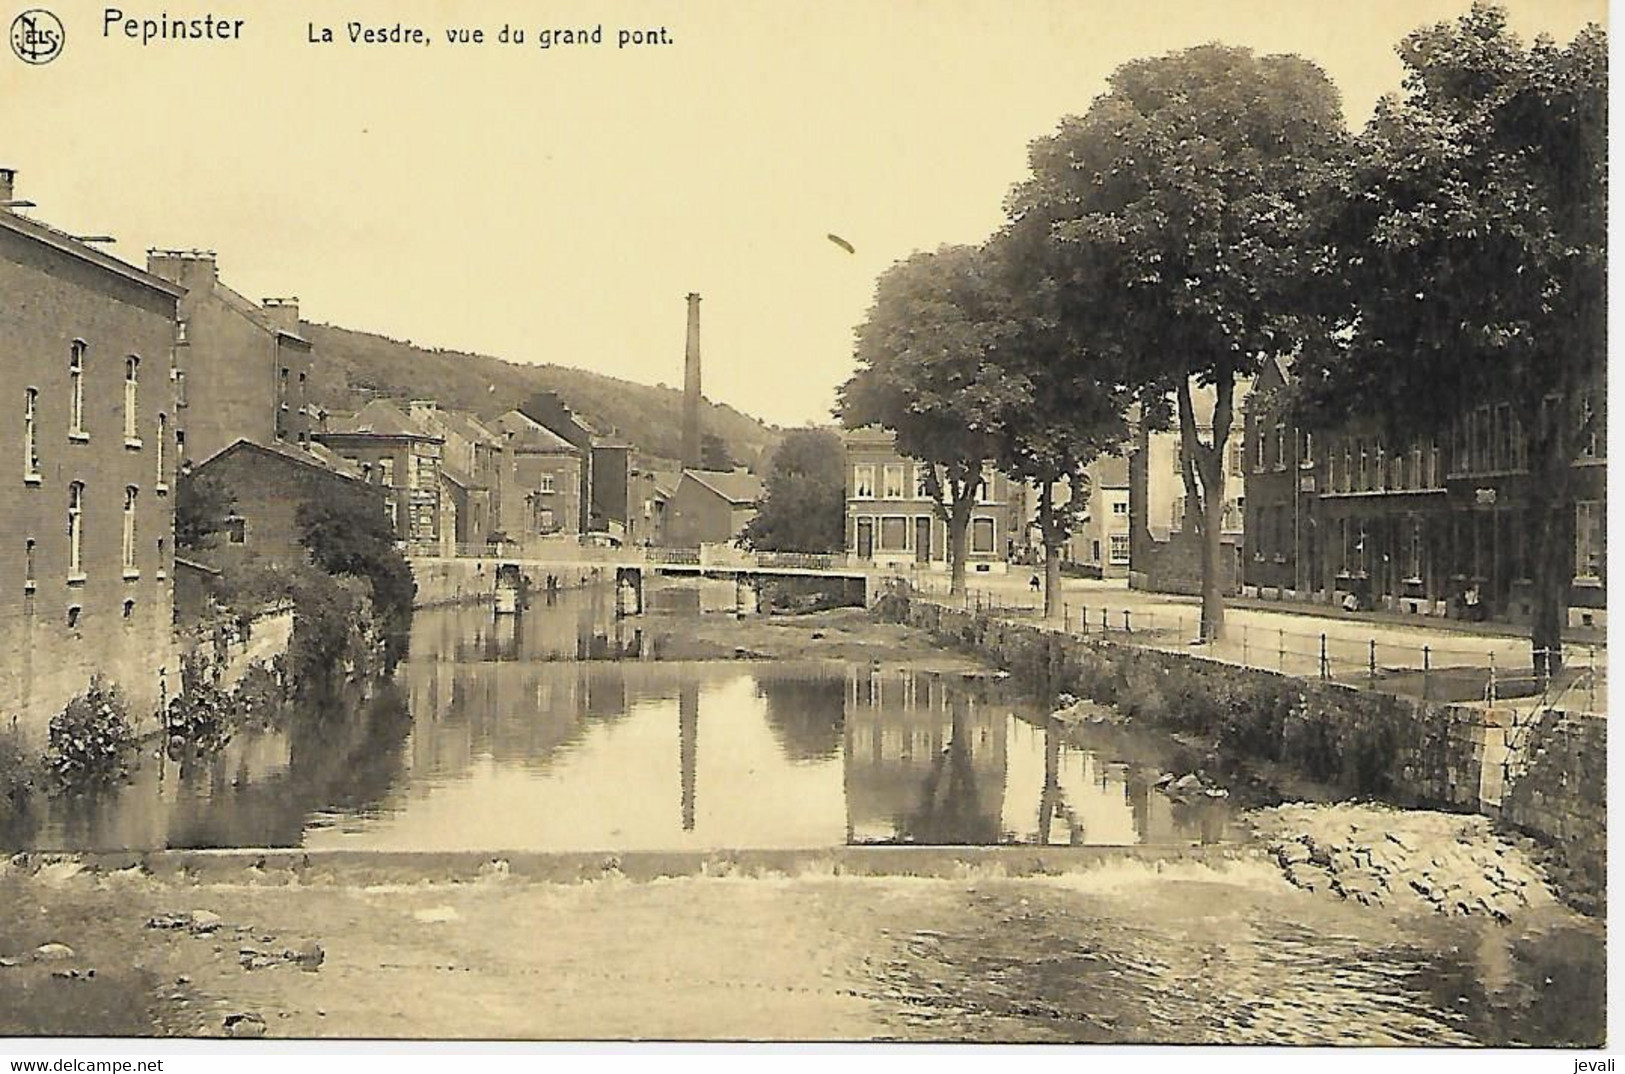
[[0, 0, 1605, 427]]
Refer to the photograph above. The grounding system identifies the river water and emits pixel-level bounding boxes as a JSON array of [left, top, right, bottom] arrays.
[[5, 585, 1604, 1045]]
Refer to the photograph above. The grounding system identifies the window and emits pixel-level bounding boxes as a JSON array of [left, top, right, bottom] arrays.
[[279, 367, 290, 409], [1342, 440, 1353, 493], [1274, 421, 1287, 471], [1474, 405, 1492, 472], [977, 465, 997, 504], [23, 388, 39, 481], [537, 508, 555, 531], [913, 465, 931, 500], [970, 517, 996, 554], [174, 369, 187, 408], [1409, 445, 1423, 491], [1406, 518, 1424, 581], [1172, 495, 1186, 531], [124, 356, 140, 443], [378, 457, 395, 487], [1374, 442, 1386, 490], [1494, 403, 1514, 470], [853, 464, 875, 499], [155, 413, 167, 490], [122, 599, 135, 620], [882, 464, 906, 500], [1357, 441, 1368, 492], [1300, 430, 1315, 468], [1254, 419, 1267, 472], [538, 473, 556, 494], [1578, 391, 1604, 460], [1427, 440, 1441, 488], [156, 537, 166, 581], [1575, 501, 1603, 581], [879, 516, 908, 551], [1112, 500, 1127, 515], [225, 516, 246, 544], [24, 539, 35, 593], [68, 341, 86, 438], [67, 482, 84, 579], [176, 319, 188, 344], [1228, 439, 1245, 478], [122, 486, 138, 574], [1109, 533, 1131, 564]]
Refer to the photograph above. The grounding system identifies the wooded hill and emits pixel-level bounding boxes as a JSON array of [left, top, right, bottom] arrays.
[[299, 321, 780, 471]]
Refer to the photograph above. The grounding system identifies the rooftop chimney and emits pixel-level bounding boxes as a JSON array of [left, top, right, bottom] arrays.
[[262, 296, 300, 333], [408, 399, 437, 422], [681, 293, 702, 469], [146, 249, 218, 287]]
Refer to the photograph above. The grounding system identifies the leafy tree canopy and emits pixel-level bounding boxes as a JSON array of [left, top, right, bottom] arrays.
[[175, 471, 236, 552], [739, 429, 846, 553]]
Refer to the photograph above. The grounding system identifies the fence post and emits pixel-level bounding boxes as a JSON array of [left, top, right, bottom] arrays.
[[1101, 607, 1108, 634], [1422, 645, 1431, 701], [1588, 646, 1596, 713], [1488, 652, 1497, 706], [1278, 628, 1285, 673], [1123, 610, 1132, 634], [1319, 634, 1329, 680], [1368, 639, 1377, 686], [1080, 606, 1088, 635]]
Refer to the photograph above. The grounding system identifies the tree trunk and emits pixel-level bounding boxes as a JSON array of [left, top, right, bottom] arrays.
[[1177, 371, 1232, 642], [947, 495, 972, 598], [1036, 480, 1064, 619], [1524, 400, 1575, 679], [1199, 471, 1226, 641]]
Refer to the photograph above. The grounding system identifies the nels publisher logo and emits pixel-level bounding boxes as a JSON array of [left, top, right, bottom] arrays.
[[10, 8, 64, 64]]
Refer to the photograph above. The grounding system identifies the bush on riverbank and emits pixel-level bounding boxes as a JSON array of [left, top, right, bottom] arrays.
[[42, 678, 138, 792]]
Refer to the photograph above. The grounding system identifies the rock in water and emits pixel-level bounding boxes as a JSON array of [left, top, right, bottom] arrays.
[[224, 1013, 267, 1038], [189, 910, 224, 933], [33, 943, 74, 962]]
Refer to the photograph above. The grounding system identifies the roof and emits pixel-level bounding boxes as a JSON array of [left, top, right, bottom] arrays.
[[195, 437, 365, 483], [683, 468, 764, 505], [212, 280, 309, 345], [650, 469, 683, 499], [303, 441, 367, 479], [1089, 454, 1130, 488], [321, 399, 441, 440], [0, 210, 185, 299], [434, 409, 505, 448], [491, 411, 579, 455], [439, 463, 478, 491]]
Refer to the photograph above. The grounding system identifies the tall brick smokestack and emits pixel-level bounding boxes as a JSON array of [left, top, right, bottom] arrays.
[[681, 292, 703, 469]]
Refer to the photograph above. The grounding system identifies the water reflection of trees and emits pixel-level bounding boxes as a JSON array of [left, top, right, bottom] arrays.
[[843, 670, 1007, 845], [756, 676, 844, 763]]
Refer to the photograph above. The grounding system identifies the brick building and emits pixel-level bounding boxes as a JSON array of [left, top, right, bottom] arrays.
[[519, 391, 636, 541], [314, 400, 448, 554], [842, 427, 1016, 574], [1060, 455, 1131, 577], [663, 468, 764, 548], [0, 170, 182, 739], [144, 252, 312, 468], [1243, 358, 1607, 628], [406, 403, 507, 550], [186, 439, 368, 574], [489, 411, 583, 542]]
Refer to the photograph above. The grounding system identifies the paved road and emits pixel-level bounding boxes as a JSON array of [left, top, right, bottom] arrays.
[[903, 574, 1606, 714]]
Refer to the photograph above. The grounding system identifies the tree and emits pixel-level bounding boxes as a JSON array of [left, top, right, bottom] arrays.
[[175, 471, 235, 552], [739, 428, 846, 553], [1296, 4, 1605, 674], [296, 482, 417, 663], [987, 224, 1132, 617], [1012, 44, 1348, 639], [700, 432, 736, 472], [837, 245, 1026, 596]]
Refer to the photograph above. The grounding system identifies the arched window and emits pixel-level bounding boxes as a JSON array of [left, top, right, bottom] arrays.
[[69, 341, 86, 438], [122, 486, 138, 573], [23, 387, 40, 480], [124, 356, 140, 442], [155, 413, 168, 490], [67, 482, 84, 578]]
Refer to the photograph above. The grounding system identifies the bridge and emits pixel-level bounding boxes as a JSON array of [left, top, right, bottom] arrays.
[[412, 544, 877, 615]]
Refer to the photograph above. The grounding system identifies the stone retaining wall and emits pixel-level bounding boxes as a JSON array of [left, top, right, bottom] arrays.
[[886, 595, 1604, 909], [409, 557, 608, 608]]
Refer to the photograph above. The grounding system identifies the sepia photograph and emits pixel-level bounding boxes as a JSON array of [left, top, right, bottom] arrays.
[[0, 0, 1610, 1059]]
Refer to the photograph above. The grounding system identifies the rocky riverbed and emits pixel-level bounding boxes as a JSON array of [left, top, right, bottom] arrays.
[[1251, 803, 1556, 920]]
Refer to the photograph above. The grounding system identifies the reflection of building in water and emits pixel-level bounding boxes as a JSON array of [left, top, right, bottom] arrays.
[[842, 670, 1007, 844], [756, 677, 843, 763], [679, 683, 698, 831]]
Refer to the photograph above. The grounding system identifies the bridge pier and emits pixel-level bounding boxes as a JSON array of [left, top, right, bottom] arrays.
[[615, 567, 644, 618]]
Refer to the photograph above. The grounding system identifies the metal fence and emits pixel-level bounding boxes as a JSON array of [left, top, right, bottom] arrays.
[[900, 575, 1606, 715]]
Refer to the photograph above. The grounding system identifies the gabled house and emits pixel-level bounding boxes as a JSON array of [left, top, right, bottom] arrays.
[[490, 410, 583, 542], [313, 399, 448, 553], [664, 468, 764, 548]]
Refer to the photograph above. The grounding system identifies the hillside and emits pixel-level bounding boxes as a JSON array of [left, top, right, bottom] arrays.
[[299, 321, 781, 471]]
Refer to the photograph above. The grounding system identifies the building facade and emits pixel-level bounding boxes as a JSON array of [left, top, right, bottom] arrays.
[[1242, 358, 1607, 627], [145, 252, 312, 468], [842, 427, 1016, 573], [1061, 455, 1131, 577], [408, 403, 508, 550], [187, 439, 368, 574], [0, 172, 182, 739], [490, 411, 583, 542], [663, 469, 763, 548], [314, 399, 447, 553]]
